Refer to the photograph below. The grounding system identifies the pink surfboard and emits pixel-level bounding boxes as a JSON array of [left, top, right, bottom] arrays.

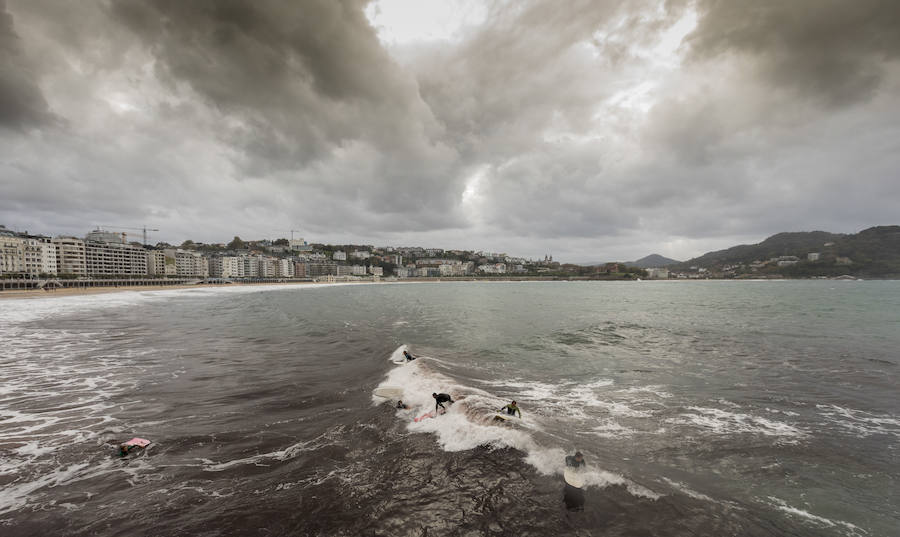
[[414, 411, 435, 422], [124, 437, 151, 448]]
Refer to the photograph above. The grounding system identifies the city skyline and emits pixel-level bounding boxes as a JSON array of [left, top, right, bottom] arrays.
[[2, 1, 899, 262]]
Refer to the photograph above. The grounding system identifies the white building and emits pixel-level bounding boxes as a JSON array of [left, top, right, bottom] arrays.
[[0, 233, 24, 275], [808, 252, 821, 261], [277, 258, 294, 277], [478, 263, 507, 274], [209, 256, 243, 278], [147, 250, 167, 276], [169, 249, 208, 278], [350, 250, 370, 260], [242, 255, 259, 277], [52, 237, 87, 276], [85, 228, 126, 244], [646, 268, 669, 279], [85, 240, 148, 276], [18, 236, 56, 276], [351, 265, 367, 276], [368, 265, 383, 276], [40, 239, 57, 275], [333, 251, 347, 261]]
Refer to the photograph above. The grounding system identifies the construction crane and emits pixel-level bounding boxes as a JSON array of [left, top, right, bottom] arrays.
[[103, 225, 159, 246]]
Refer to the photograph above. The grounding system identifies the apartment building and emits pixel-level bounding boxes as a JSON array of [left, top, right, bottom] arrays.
[[242, 256, 259, 277], [146, 249, 168, 276], [209, 256, 243, 278], [85, 240, 148, 276], [52, 237, 87, 276], [0, 233, 24, 275], [276, 258, 294, 278], [168, 249, 208, 278]]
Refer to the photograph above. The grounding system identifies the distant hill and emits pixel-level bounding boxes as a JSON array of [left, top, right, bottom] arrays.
[[625, 254, 680, 268], [674, 226, 900, 278]]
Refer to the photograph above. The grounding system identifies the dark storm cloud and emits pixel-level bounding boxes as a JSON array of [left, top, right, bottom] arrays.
[[0, 0, 52, 128], [1, 0, 898, 261], [686, 0, 900, 106], [108, 0, 450, 168]]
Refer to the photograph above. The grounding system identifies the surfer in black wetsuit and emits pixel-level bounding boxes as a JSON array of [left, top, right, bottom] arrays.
[[432, 392, 453, 412], [397, 400, 408, 409], [563, 451, 586, 511], [403, 350, 416, 361], [565, 451, 585, 468], [500, 400, 521, 418]]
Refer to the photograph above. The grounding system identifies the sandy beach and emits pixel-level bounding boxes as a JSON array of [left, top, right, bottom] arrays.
[[0, 281, 320, 300]]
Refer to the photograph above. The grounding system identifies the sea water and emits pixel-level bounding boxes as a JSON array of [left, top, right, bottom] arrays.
[[0, 281, 897, 536]]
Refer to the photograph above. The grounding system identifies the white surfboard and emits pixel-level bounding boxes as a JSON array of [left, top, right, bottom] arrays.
[[373, 386, 404, 399], [564, 467, 585, 488]]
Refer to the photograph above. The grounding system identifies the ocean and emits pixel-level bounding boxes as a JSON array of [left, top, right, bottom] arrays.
[[1, 280, 897, 536]]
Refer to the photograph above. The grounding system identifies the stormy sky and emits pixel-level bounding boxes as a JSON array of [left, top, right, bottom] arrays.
[[2, 0, 898, 262]]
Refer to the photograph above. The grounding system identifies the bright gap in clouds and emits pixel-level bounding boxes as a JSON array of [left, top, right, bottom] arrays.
[[365, 0, 489, 45]]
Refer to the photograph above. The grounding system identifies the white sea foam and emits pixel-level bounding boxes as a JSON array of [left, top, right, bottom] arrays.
[[766, 497, 868, 536], [661, 477, 715, 503], [615, 385, 673, 398], [376, 359, 659, 499], [387, 344, 409, 365], [816, 404, 900, 437], [592, 418, 637, 438], [668, 406, 806, 441], [200, 427, 345, 472], [0, 282, 373, 326]]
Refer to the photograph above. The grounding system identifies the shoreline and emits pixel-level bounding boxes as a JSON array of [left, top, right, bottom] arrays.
[[0, 275, 885, 301], [0, 281, 321, 300]]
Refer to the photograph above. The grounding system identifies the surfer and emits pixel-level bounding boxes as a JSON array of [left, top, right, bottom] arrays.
[[396, 400, 408, 409], [565, 451, 585, 468], [432, 392, 454, 412], [118, 437, 151, 457], [403, 350, 416, 361], [500, 400, 521, 418]]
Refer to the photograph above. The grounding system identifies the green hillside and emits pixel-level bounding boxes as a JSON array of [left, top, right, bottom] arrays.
[[676, 226, 900, 278]]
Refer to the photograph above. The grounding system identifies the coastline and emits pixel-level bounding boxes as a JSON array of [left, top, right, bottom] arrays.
[[1, 276, 881, 301], [0, 281, 321, 300]]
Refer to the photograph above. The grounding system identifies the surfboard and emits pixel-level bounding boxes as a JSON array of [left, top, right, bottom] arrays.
[[493, 413, 511, 422], [373, 386, 404, 399], [414, 411, 435, 422], [564, 467, 585, 488]]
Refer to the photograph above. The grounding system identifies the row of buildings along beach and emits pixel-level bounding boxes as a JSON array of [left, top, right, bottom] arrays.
[[0, 225, 545, 281]]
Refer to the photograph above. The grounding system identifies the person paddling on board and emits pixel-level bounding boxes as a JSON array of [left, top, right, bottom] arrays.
[[565, 451, 585, 468], [500, 400, 521, 418], [433, 392, 453, 412], [397, 400, 408, 409], [118, 438, 151, 457], [403, 350, 416, 361]]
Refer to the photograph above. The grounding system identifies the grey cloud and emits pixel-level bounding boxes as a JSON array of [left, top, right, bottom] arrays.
[[103, 0, 467, 229], [0, 0, 53, 128], [686, 0, 900, 107], [2, 0, 899, 262]]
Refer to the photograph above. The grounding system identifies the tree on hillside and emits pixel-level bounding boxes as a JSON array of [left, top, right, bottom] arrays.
[[227, 236, 246, 250]]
